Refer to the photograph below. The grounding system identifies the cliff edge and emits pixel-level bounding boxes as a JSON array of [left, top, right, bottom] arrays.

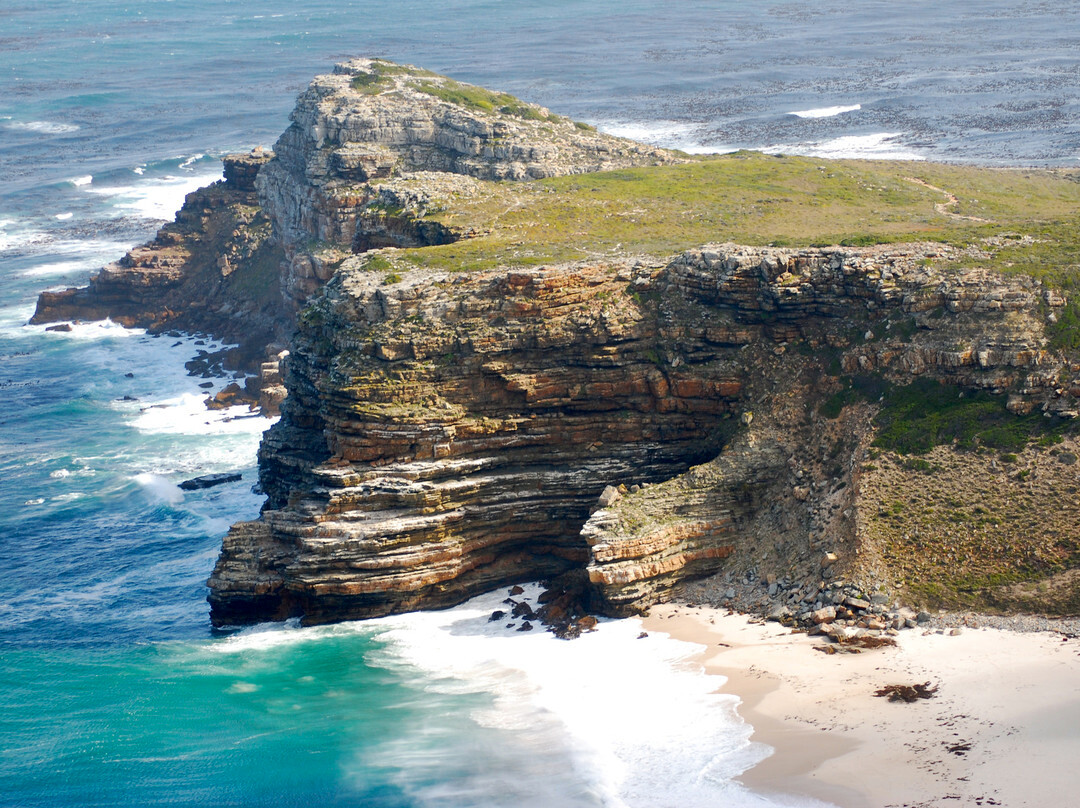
[[30, 59, 1080, 625]]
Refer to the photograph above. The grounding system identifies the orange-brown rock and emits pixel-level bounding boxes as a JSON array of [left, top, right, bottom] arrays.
[[208, 242, 1079, 624]]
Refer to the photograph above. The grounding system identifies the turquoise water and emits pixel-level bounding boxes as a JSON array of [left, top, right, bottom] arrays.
[[2, 1, 1079, 805]]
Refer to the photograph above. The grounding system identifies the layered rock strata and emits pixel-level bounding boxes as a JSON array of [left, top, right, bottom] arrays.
[[254, 57, 677, 305], [31, 149, 290, 368], [32, 59, 675, 362], [209, 242, 1080, 624]]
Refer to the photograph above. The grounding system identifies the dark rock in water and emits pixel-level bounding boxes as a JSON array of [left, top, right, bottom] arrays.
[[511, 601, 535, 619], [516, 621, 533, 631], [488, 610, 506, 622], [199, 381, 214, 389], [171, 341, 183, 347], [124, 372, 135, 378], [179, 472, 242, 490], [205, 382, 257, 411], [45, 323, 72, 332], [508, 585, 525, 596]]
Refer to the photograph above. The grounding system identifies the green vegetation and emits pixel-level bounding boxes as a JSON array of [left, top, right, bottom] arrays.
[[821, 375, 1074, 454], [413, 78, 557, 122], [378, 152, 1080, 275], [818, 374, 889, 418], [350, 72, 390, 94], [873, 377, 1071, 455], [349, 59, 438, 94]]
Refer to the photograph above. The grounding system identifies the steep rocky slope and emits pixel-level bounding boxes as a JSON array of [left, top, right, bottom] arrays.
[[254, 56, 678, 306], [31, 150, 290, 367], [31, 58, 674, 362], [208, 240, 1080, 624], [28, 58, 1080, 624]]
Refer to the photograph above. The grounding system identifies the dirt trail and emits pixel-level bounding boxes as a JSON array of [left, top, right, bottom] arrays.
[[905, 176, 993, 223]]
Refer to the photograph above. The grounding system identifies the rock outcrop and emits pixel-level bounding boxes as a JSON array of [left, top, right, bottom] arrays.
[[29, 58, 1080, 624], [31, 149, 290, 368], [254, 57, 678, 305], [32, 58, 676, 362], [208, 242, 1080, 624]]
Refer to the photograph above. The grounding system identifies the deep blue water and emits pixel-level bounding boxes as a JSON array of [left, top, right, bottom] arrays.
[[1, 1, 1078, 805]]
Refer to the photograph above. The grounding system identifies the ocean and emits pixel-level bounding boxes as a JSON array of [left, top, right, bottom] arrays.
[[1, 1, 1077, 805]]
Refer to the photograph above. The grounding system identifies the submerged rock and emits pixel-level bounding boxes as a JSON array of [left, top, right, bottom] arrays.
[[180, 473, 243, 491]]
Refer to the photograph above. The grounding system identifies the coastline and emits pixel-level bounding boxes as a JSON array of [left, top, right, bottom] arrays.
[[643, 603, 1080, 808]]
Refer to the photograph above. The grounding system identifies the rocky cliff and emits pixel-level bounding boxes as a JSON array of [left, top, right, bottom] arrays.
[[29, 59, 1080, 624], [208, 239, 1080, 624], [31, 150, 291, 368], [32, 58, 674, 367], [254, 57, 677, 306]]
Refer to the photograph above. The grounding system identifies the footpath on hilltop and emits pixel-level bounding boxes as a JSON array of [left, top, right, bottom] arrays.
[[32, 59, 1080, 634]]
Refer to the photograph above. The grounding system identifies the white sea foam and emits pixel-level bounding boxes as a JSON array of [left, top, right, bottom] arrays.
[[178, 153, 205, 169], [20, 258, 101, 279], [51, 492, 85, 502], [788, 103, 862, 119], [69, 175, 93, 187], [598, 120, 738, 155], [0, 220, 49, 255], [4, 120, 80, 134], [763, 132, 925, 161], [365, 586, 834, 808], [128, 392, 271, 438], [37, 318, 145, 340], [132, 472, 185, 505], [49, 469, 71, 479], [54, 212, 73, 221], [133, 165, 146, 175], [84, 170, 222, 221]]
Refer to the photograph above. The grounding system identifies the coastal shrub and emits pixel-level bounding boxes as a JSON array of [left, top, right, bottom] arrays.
[[351, 72, 389, 94], [414, 79, 553, 122], [872, 378, 1070, 455], [818, 373, 888, 418], [1048, 297, 1080, 352], [839, 234, 885, 247]]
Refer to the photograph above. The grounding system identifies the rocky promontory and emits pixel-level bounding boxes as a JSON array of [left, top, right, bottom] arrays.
[[31, 59, 1080, 627], [208, 238, 1080, 624]]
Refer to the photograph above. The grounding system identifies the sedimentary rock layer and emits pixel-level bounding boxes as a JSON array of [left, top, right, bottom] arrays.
[[255, 57, 678, 305], [31, 150, 290, 366], [209, 242, 1079, 623]]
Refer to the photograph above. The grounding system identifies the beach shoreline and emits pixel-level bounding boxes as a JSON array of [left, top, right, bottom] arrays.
[[643, 603, 1080, 808]]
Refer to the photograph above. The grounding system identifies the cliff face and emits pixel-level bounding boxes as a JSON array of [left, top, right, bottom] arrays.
[[208, 241, 1080, 624], [31, 150, 290, 366], [254, 57, 677, 306], [29, 58, 1080, 623], [32, 59, 674, 366]]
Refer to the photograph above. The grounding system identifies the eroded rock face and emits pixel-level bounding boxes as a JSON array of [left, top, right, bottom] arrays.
[[208, 258, 738, 624], [254, 57, 678, 305], [31, 149, 290, 367], [208, 243, 1079, 624]]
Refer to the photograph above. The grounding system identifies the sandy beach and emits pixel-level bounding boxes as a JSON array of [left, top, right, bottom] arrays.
[[643, 603, 1080, 808]]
